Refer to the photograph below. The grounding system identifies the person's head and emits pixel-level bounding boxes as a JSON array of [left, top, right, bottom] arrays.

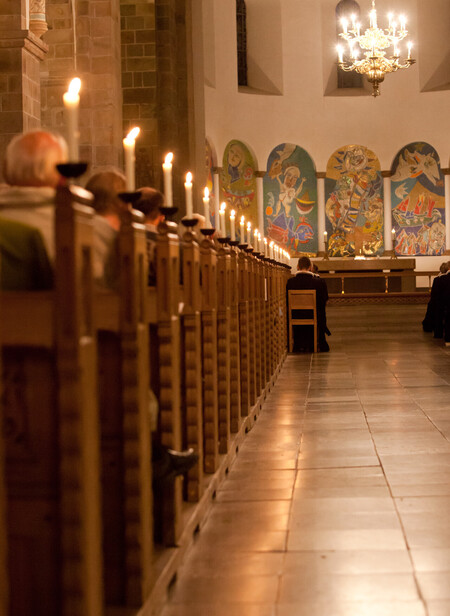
[[440, 261, 450, 274], [134, 187, 165, 225], [227, 143, 244, 169], [297, 256, 312, 271], [85, 169, 127, 229], [3, 130, 68, 188], [311, 263, 319, 274]]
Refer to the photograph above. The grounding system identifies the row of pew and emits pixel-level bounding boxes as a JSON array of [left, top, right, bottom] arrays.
[[0, 183, 290, 616]]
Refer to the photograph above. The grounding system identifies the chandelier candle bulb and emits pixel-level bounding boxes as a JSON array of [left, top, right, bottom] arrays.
[[63, 78, 81, 162], [123, 127, 140, 191], [341, 17, 348, 34], [162, 152, 173, 207], [337, 44, 344, 63], [407, 42, 412, 59], [230, 210, 236, 241], [184, 172, 193, 218], [351, 13, 356, 28], [203, 187, 211, 228]]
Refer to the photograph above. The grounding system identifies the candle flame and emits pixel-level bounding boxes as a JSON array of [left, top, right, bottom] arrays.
[[254, 228, 258, 236], [240, 215, 245, 224], [164, 152, 173, 165], [230, 209, 235, 219], [220, 202, 226, 213], [68, 78, 81, 96], [247, 221, 251, 230], [269, 241, 274, 247], [264, 237, 268, 244], [125, 127, 140, 142], [203, 186, 209, 198], [185, 172, 193, 184]]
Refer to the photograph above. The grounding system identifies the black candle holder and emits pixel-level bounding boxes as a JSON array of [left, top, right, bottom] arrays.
[[229, 240, 239, 247], [56, 162, 89, 180], [181, 218, 199, 228], [200, 228, 215, 237], [217, 237, 230, 245], [118, 191, 142, 206], [159, 206, 178, 221]]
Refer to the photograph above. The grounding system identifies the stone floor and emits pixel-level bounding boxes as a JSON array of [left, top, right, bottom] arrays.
[[161, 304, 450, 616]]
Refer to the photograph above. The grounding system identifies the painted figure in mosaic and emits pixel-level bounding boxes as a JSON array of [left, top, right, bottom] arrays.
[[325, 145, 384, 257], [221, 140, 257, 239], [391, 142, 445, 257], [264, 143, 317, 256]]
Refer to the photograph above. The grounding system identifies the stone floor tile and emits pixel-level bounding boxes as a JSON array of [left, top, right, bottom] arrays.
[[427, 601, 450, 616], [283, 550, 412, 575], [276, 601, 426, 616], [287, 528, 407, 551], [410, 549, 450, 572], [416, 572, 450, 600]]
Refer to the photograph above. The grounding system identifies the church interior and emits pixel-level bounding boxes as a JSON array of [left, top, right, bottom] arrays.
[[0, 0, 449, 615]]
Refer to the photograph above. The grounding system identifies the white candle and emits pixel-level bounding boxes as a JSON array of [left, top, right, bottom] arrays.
[[230, 210, 236, 241], [341, 17, 348, 34], [162, 152, 173, 207], [220, 202, 226, 237], [264, 237, 268, 257], [269, 241, 274, 259], [324, 230, 328, 243], [258, 233, 263, 254], [388, 13, 393, 29], [391, 227, 396, 245], [123, 126, 140, 191], [247, 222, 252, 246], [203, 187, 211, 228], [184, 172, 193, 218], [407, 42, 412, 59], [400, 15, 406, 31], [351, 13, 356, 29], [240, 215, 245, 243], [253, 228, 259, 251], [63, 77, 81, 161], [337, 44, 344, 63]]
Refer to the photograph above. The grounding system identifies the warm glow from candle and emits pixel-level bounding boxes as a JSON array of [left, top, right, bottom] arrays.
[[67, 77, 81, 99], [164, 152, 173, 167], [337, 44, 344, 63], [185, 171, 193, 186], [124, 126, 140, 145], [220, 202, 226, 213], [230, 209, 235, 219], [204, 186, 209, 199]]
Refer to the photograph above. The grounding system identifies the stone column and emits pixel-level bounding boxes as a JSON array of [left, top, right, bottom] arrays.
[[29, 0, 48, 38], [383, 173, 393, 252], [316, 173, 326, 254], [0, 30, 47, 170]]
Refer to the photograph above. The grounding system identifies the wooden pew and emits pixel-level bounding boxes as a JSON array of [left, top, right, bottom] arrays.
[[0, 184, 104, 616]]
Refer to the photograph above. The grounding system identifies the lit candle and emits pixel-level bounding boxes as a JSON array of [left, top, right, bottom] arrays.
[[264, 237, 268, 258], [356, 22, 361, 36], [247, 221, 252, 246], [388, 13, 393, 29], [258, 233, 263, 254], [63, 77, 81, 161], [370, 8, 377, 28], [123, 126, 140, 191], [203, 187, 211, 228], [341, 17, 348, 34], [230, 209, 236, 241], [337, 44, 344, 63], [324, 230, 328, 243], [407, 41, 412, 59], [240, 215, 245, 243], [162, 152, 173, 207], [269, 241, 274, 260], [392, 21, 397, 37], [184, 172, 193, 218], [220, 202, 226, 237], [400, 15, 406, 31], [253, 228, 259, 251], [391, 227, 396, 246], [351, 13, 356, 29], [394, 45, 399, 57]]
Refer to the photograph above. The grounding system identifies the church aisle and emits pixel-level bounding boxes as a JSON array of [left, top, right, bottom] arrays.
[[161, 305, 450, 616]]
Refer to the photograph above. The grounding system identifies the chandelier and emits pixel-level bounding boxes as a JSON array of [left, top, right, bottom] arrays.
[[336, 0, 416, 97]]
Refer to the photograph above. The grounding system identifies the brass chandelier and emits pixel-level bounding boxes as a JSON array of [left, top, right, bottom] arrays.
[[336, 0, 416, 97]]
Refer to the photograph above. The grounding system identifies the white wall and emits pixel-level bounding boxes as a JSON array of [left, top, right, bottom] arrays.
[[204, 0, 450, 275]]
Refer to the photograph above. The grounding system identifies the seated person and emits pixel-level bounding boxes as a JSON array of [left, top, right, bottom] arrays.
[[134, 187, 165, 285], [0, 218, 53, 290], [439, 262, 450, 346], [422, 261, 449, 338], [286, 255, 330, 352], [0, 130, 67, 264]]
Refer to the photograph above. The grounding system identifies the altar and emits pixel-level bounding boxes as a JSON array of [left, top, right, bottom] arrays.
[[314, 258, 417, 294]]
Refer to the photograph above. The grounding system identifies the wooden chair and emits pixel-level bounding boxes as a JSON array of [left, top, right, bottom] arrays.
[[288, 289, 317, 353]]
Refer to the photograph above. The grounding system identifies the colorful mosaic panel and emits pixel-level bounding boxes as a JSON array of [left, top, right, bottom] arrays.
[[325, 145, 384, 257], [390, 142, 445, 256], [221, 140, 257, 242], [263, 143, 317, 256]]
